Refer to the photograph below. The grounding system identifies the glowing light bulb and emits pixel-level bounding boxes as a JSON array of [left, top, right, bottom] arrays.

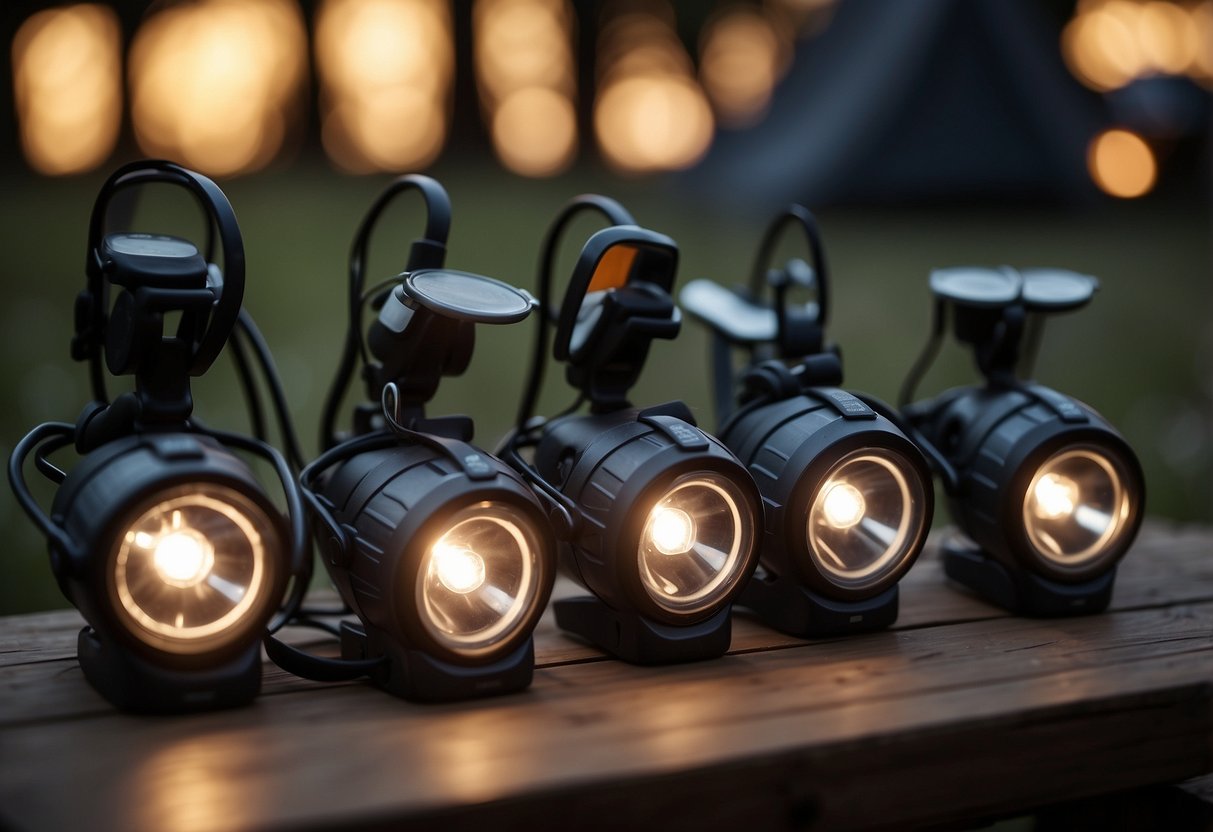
[[1034, 472, 1079, 520], [822, 482, 865, 529], [152, 530, 214, 586], [433, 544, 487, 594], [649, 506, 695, 555]]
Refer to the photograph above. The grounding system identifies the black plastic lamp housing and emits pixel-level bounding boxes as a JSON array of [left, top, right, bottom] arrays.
[[277, 176, 556, 701], [8, 161, 306, 713], [505, 196, 762, 664], [900, 266, 1144, 616], [304, 431, 554, 700], [680, 206, 935, 638]]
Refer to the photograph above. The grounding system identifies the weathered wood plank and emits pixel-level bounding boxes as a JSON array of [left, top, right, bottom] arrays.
[[1, 598, 1211, 830], [1, 524, 1210, 830]]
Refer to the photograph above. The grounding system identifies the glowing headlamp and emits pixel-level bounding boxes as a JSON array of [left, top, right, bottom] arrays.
[[275, 176, 555, 701], [8, 161, 305, 712], [681, 206, 934, 637], [900, 266, 1144, 615], [505, 195, 761, 664]]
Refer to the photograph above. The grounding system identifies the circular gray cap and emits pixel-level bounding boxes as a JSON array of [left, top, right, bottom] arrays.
[[1021, 269, 1098, 311], [929, 267, 1022, 308], [403, 269, 535, 323]]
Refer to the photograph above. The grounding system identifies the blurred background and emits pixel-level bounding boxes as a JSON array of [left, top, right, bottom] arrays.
[[0, 0, 1209, 615]]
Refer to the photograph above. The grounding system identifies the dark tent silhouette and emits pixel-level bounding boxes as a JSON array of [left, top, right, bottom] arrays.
[[691, 0, 1108, 206]]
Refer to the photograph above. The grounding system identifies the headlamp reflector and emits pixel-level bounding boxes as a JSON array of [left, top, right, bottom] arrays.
[[419, 501, 544, 656], [638, 472, 754, 615], [112, 485, 276, 655], [807, 448, 926, 591], [1023, 445, 1133, 567]]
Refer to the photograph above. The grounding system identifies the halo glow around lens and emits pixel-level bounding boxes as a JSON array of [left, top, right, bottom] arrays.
[[637, 473, 755, 615], [112, 485, 276, 655], [1023, 445, 1133, 568], [419, 502, 544, 655], [807, 448, 927, 591]]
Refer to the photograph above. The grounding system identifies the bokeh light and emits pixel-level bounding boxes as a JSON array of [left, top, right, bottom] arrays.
[[1063, 0, 1213, 91], [1088, 128, 1157, 198], [129, 0, 308, 178], [474, 0, 578, 177], [12, 4, 122, 176], [316, 0, 453, 173], [594, 6, 715, 174], [699, 6, 791, 127]]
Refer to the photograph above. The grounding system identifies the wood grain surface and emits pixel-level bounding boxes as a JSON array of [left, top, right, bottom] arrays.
[[1, 522, 1210, 831]]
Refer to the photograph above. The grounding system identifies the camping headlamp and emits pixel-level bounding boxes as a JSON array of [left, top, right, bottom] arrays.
[[504, 195, 761, 665], [272, 175, 556, 701], [680, 206, 934, 637], [899, 266, 1144, 615], [7, 161, 306, 712]]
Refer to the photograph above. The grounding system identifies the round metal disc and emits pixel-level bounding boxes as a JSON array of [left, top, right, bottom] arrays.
[[1021, 269, 1098, 311], [929, 267, 1021, 308], [107, 233, 199, 259], [403, 269, 534, 323]]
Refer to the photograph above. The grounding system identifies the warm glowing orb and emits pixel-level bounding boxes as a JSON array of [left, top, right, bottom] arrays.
[[821, 482, 865, 530], [1088, 128, 1157, 198], [648, 506, 696, 556], [433, 544, 488, 595], [12, 4, 122, 175], [1033, 473, 1080, 520], [153, 530, 216, 587]]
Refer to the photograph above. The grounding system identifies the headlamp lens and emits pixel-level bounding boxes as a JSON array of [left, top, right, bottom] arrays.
[[112, 485, 277, 655], [807, 448, 927, 591], [638, 473, 755, 615], [419, 502, 544, 655], [1023, 445, 1133, 567]]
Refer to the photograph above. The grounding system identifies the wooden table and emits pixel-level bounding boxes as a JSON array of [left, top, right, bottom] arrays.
[[2, 523, 1211, 831]]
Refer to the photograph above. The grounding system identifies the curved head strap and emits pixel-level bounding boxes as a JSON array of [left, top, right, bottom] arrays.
[[747, 204, 830, 356], [80, 160, 245, 401], [514, 194, 650, 431], [320, 174, 453, 450]]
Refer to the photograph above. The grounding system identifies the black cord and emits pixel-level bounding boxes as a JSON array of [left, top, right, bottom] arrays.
[[193, 424, 311, 634], [227, 327, 268, 442], [361, 275, 401, 307], [853, 391, 960, 493], [898, 299, 947, 408], [234, 310, 307, 471], [33, 432, 73, 484], [514, 194, 635, 437], [710, 332, 737, 427], [320, 175, 452, 452], [299, 603, 352, 617], [289, 617, 344, 638], [8, 422, 79, 557], [1020, 312, 1045, 380]]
